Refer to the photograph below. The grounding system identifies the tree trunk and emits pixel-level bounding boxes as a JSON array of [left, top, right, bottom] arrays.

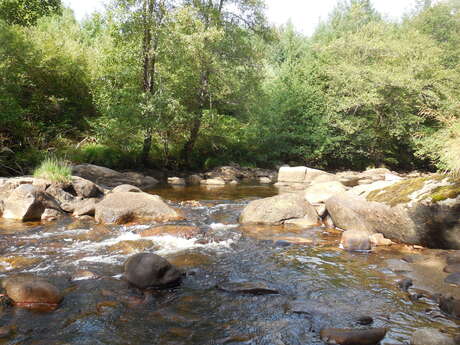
[[141, 127, 153, 166], [181, 117, 201, 167]]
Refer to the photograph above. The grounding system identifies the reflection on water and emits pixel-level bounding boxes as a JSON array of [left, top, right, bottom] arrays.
[[0, 184, 458, 345]]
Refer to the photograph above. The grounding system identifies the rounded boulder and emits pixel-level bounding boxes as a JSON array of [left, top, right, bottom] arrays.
[[124, 253, 182, 289]]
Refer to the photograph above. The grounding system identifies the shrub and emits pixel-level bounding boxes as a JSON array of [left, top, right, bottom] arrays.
[[33, 157, 72, 183]]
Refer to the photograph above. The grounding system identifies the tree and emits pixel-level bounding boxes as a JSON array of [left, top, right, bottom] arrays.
[[311, 6, 455, 168], [0, 0, 62, 26], [178, 0, 267, 167]]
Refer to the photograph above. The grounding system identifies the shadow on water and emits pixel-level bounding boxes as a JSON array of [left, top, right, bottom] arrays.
[[0, 184, 458, 344]]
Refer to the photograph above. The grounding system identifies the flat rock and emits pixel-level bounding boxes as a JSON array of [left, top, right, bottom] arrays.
[[412, 328, 455, 345], [72, 164, 158, 190], [385, 259, 413, 273], [320, 328, 387, 345]]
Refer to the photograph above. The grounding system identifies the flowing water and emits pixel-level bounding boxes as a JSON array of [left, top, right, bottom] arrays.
[[0, 184, 458, 344]]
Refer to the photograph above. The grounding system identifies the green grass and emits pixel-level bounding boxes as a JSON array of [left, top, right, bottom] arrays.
[[33, 157, 72, 183]]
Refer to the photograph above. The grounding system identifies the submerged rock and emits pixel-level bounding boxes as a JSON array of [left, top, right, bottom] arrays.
[[124, 253, 182, 289], [108, 240, 155, 255], [397, 278, 413, 292], [218, 280, 279, 295], [139, 225, 200, 239], [341, 230, 371, 251], [186, 174, 203, 185], [200, 178, 226, 186], [411, 328, 455, 345], [2, 276, 62, 310], [320, 328, 387, 345], [240, 192, 318, 225], [95, 192, 182, 224]]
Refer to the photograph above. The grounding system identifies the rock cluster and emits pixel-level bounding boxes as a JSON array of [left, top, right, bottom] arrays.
[[0, 164, 179, 224], [239, 165, 460, 250], [167, 165, 276, 187]]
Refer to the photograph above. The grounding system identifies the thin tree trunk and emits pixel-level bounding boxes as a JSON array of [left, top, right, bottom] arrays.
[[141, 0, 164, 166], [141, 127, 153, 165], [181, 117, 202, 166]]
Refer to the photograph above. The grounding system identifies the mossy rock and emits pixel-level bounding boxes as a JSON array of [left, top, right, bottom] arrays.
[[430, 179, 460, 202], [366, 175, 452, 206]]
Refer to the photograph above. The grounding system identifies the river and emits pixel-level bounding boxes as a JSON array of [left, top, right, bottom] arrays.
[[0, 184, 458, 344]]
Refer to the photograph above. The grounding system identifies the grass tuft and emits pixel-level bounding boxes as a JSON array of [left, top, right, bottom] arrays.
[[33, 157, 72, 183]]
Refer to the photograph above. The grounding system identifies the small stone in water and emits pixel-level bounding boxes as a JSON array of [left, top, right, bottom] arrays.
[[445, 273, 460, 286], [397, 278, 413, 292], [71, 270, 99, 281], [356, 315, 373, 325], [274, 240, 292, 247], [320, 328, 387, 345], [444, 264, 460, 274], [0, 325, 13, 338], [218, 281, 279, 295]]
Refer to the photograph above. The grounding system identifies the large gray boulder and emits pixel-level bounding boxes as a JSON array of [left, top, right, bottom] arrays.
[[72, 164, 158, 190], [95, 192, 182, 224], [326, 176, 460, 249], [304, 181, 346, 204], [240, 192, 318, 225], [124, 253, 182, 288], [277, 167, 308, 184], [71, 176, 103, 198], [2, 185, 59, 221], [276, 166, 331, 186]]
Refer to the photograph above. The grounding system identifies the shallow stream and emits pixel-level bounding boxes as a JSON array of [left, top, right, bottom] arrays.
[[0, 184, 458, 344]]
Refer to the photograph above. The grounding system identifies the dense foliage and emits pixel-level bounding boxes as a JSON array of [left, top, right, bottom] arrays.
[[0, 0, 459, 174]]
